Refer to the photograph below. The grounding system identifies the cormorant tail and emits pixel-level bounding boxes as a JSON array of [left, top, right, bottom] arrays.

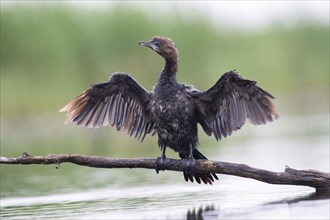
[[180, 149, 219, 184]]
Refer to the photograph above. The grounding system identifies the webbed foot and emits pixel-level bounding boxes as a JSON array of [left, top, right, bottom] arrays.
[[182, 157, 196, 181], [155, 156, 170, 173]]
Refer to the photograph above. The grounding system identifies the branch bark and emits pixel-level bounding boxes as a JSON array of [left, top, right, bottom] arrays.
[[1, 152, 329, 191]]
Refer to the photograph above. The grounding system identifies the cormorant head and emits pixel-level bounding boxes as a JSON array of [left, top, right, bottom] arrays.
[[139, 36, 179, 62]]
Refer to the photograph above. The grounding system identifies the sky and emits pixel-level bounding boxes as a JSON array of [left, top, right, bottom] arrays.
[[120, 1, 330, 29], [1, 1, 329, 30]]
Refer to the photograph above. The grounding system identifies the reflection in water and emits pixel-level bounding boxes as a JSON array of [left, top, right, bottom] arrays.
[[186, 204, 217, 220], [268, 189, 330, 205]]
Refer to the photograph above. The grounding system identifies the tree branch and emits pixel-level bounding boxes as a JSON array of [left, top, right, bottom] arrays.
[[1, 152, 329, 191]]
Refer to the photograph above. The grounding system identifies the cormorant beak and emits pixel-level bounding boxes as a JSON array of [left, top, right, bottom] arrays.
[[138, 40, 161, 53]]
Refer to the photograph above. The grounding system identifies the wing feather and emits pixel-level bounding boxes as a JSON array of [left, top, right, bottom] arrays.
[[195, 70, 278, 140], [60, 72, 155, 141]]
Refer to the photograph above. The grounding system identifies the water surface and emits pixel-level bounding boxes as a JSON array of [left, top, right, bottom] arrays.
[[1, 114, 329, 219]]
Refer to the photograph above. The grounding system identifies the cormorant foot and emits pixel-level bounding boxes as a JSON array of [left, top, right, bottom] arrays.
[[155, 156, 170, 173], [183, 157, 196, 177]]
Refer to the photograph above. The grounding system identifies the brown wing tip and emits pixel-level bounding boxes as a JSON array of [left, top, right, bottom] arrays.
[[59, 91, 89, 124], [265, 96, 279, 120], [59, 105, 69, 113], [273, 109, 280, 120]]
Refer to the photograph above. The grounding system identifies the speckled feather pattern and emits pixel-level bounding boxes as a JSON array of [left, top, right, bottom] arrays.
[[60, 36, 278, 184]]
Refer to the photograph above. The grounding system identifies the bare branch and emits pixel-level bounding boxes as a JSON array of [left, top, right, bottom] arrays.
[[1, 152, 329, 191]]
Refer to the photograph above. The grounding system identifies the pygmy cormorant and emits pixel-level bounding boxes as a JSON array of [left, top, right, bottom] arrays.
[[60, 36, 279, 184]]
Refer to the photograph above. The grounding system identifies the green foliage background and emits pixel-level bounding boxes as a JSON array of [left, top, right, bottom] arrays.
[[1, 5, 329, 118], [0, 4, 329, 158], [0, 5, 329, 197]]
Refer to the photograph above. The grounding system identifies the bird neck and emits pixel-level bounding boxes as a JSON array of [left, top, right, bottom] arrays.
[[165, 58, 178, 74], [158, 57, 178, 83]]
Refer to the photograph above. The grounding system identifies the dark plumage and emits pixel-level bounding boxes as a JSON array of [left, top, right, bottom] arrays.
[[60, 36, 279, 184]]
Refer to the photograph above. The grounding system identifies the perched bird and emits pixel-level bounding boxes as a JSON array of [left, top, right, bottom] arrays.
[[60, 36, 278, 184]]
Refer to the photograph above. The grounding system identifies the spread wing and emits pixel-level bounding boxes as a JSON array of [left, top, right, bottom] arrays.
[[59, 72, 155, 141], [194, 70, 279, 140]]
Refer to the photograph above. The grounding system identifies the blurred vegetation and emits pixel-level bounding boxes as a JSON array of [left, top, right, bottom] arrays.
[[0, 5, 329, 195], [0, 4, 329, 157], [1, 5, 329, 119]]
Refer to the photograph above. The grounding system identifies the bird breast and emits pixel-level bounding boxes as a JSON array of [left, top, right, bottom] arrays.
[[151, 89, 194, 129]]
